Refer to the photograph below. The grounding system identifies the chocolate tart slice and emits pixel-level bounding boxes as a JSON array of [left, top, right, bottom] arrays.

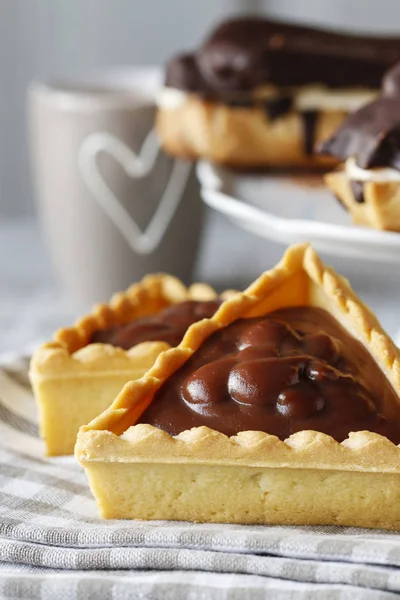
[[76, 245, 400, 529], [30, 274, 230, 456]]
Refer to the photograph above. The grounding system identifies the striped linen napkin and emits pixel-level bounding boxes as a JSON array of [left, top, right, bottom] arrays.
[[0, 354, 399, 599]]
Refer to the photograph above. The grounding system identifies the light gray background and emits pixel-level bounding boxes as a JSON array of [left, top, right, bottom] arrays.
[[2, 0, 400, 217], [1, 0, 400, 354]]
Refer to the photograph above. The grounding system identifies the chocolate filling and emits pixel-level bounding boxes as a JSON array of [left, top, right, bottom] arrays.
[[302, 110, 319, 156], [225, 97, 253, 109], [138, 307, 400, 443], [350, 181, 365, 204], [90, 300, 221, 349], [262, 95, 293, 121], [225, 94, 294, 120]]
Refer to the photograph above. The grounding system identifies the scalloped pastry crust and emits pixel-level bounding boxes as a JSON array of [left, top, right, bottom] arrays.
[[30, 274, 226, 456], [76, 244, 400, 528], [325, 169, 400, 231]]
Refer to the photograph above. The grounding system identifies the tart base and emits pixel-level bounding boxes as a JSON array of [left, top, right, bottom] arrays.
[[35, 378, 135, 458], [86, 460, 400, 528], [31, 343, 169, 457], [157, 94, 342, 168], [325, 170, 400, 231]]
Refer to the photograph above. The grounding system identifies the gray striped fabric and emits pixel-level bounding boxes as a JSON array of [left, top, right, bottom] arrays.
[[0, 354, 400, 599]]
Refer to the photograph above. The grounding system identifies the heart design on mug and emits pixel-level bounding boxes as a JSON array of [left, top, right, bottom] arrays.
[[78, 131, 191, 255]]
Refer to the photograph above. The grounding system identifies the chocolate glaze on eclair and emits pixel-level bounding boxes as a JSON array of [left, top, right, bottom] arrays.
[[318, 96, 400, 171], [166, 18, 400, 96]]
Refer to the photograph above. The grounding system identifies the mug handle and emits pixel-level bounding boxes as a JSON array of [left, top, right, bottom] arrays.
[[77, 130, 191, 255]]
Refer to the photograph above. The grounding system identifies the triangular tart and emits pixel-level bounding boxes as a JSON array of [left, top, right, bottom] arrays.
[[30, 274, 231, 456], [76, 244, 400, 529]]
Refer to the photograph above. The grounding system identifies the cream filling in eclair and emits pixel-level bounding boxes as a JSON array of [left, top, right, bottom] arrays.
[[345, 157, 400, 182], [156, 87, 188, 109], [157, 85, 376, 113], [294, 86, 376, 113]]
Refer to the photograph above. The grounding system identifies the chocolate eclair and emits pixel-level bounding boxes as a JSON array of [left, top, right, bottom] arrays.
[[156, 17, 400, 169], [318, 64, 400, 231]]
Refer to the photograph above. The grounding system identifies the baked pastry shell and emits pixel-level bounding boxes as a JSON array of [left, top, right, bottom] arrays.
[[30, 274, 227, 456], [325, 169, 400, 231], [76, 245, 400, 527]]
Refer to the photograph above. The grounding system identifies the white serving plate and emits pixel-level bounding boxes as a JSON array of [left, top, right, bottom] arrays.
[[197, 161, 400, 264]]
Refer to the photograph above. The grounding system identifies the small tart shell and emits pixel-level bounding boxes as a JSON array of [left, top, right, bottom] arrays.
[[76, 244, 400, 529], [30, 274, 230, 456], [325, 169, 400, 231]]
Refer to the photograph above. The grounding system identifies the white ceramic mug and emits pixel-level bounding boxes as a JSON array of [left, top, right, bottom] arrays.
[[28, 68, 205, 309]]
